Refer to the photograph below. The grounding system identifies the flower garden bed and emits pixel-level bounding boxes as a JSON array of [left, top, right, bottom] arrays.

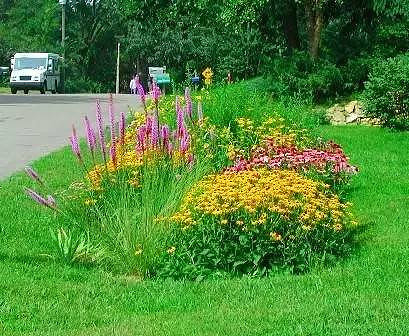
[[24, 81, 359, 279]]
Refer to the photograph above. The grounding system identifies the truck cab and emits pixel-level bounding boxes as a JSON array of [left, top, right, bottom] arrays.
[[10, 53, 62, 94]]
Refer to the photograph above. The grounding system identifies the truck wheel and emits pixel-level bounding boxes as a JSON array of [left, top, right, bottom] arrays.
[[24, 89, 29, 94], [11, 88, 17, 94]]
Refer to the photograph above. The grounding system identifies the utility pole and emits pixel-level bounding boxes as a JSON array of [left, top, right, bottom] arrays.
[[116, 41, 120, 94], [59, 0, 66, 92]]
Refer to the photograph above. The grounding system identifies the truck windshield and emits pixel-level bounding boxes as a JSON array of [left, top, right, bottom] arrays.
[[14, 58, 47, 70]]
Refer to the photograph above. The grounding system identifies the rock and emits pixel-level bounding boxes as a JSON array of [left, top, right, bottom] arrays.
[[331, 110, 347, 124], [346, 112, 359, 123], [345, 100, 359, 114]]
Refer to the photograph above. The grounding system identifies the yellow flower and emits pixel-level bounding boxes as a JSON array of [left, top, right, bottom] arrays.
[[270, 232, 282, 241], [134, 249, 143, 256], [220, 219, 228, 225], [84, 199, 96, 206], [167, 246, 176, 254]]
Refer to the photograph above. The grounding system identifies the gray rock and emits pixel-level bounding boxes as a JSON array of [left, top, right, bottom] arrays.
[[346, 112, 359, 123]]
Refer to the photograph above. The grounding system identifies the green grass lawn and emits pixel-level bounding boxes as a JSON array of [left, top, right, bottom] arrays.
[[0, 86, 10, 93], [0, 125, 408, 335]]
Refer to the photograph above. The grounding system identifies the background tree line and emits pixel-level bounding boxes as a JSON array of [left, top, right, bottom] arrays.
[[0, 0, 409, 96]]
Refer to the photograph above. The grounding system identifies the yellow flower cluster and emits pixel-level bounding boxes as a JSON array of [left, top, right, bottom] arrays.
[[236, 117, 309, 148], [171, 169, 349, 231]]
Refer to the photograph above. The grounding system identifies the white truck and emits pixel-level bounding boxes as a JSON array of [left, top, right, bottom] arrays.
[[10, 53, 62, 94]]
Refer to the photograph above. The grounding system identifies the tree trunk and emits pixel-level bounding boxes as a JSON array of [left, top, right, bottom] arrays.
[[305, 0, 324, 60], [282, 0, 300, 51]]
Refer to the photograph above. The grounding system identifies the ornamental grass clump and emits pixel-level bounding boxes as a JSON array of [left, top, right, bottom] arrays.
[[23, 89, 207, 275], [159, 169, 356, 279]]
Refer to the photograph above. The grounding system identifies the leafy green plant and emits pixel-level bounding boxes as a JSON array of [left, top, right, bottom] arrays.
[[363, 53, 409, 129]]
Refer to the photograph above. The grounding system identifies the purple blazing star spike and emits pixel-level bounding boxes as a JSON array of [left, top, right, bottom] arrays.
[[70, 125, 82, 162], [151, 80, 161, 102], [151, 112, 159, 147], [96, 99, 107, 164], [180, 132, 190, 153], [25, 187, 51, 208], [84, 116, 96, 153], [24, 166, 44, 185], [184, 87, 192, 119], [136, 125, 147, 153], [119, 111, 126, 146], [109, 94, 116, 144], [197, 101, 203, 123], [146, 116, 153, 136], [47, 195, 57, 208], [176, 96, 184, 138], [135, 76, 146, 104], [110, 143, 117, 168]]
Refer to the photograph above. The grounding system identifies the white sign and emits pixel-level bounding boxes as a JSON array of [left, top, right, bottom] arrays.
[[148, 67, 166, 77], [59, 0, 67, 5]]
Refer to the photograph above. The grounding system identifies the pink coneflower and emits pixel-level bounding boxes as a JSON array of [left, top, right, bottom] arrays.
[[109, 93, 116, 144], [119, 111, 126, 146], [70, 125, 82, 162], [96, 99, 107, 164], [25, 187, 53, 209], [24, 166, 43, 185], [185, 87, 192, 119], [84, 116, 96, 154]]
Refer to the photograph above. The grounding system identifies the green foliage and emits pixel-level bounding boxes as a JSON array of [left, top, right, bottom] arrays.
[[64, 78, 105, 94], [158, 214, 353, 280], [363, 53, 409, 130], [267, 52, 343, 103]]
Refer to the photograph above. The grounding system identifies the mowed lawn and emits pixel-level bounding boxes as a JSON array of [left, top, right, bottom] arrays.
[[0, 125, 408, 336]]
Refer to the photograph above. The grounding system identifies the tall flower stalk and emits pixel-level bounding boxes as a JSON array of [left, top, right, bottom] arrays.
[[185, 87, 192, 120], [96, 99, 107, 165]]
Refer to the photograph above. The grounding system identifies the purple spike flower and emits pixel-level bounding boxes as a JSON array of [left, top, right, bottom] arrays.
[[161, 125, 170, 153], [25, 187, 52, 209], [151, 112, 159, 147], [70, 125, 82, 162], [109, 93, 116, 145], [110, 143, 117, 168], [135, 76, 146, 104], [197, 101, 203, 123], [151, 80, 161, 103], [185, 87, 192, 119], [146, 116, 153, 136], [24, 166, 43, 185], [47, 195, 57, 208], [180, 132, 190, 153], [96, 99, 107, 164], [119, 111, 126, 146], [176, 96, 185, 138], [84, 116, 96, 153], [136, 126, 147, 153]]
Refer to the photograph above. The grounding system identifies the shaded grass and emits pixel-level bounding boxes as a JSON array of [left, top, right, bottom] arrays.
[[0, 125, 408, 335]]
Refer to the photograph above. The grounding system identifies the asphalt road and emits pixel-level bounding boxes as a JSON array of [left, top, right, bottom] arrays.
[[0, 92, 140, 180]]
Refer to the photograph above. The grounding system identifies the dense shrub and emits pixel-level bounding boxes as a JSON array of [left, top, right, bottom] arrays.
[[267, 52, 343, 103], [64, 78, 105, 94], [363, 53, 409, 130]]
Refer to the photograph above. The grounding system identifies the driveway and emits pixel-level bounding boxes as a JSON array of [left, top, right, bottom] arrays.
[[0, 93, 140, 180]]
